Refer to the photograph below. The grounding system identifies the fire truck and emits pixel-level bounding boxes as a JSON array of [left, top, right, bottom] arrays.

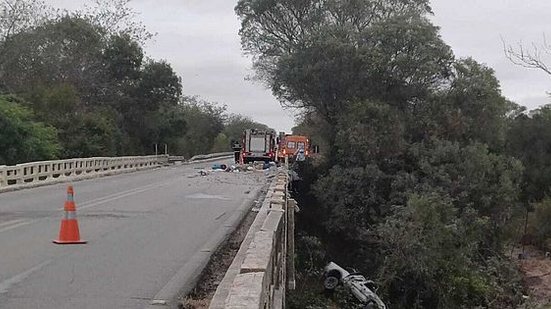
[[240, 129, 277, 163]]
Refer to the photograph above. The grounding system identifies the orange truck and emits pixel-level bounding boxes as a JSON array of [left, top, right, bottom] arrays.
[[277, 134, 311, 162]]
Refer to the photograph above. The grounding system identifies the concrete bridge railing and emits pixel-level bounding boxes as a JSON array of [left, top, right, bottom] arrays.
[[188, 152, 234, 162], [0, 152, 238, 193], [209, 169, 296, 309], [0, 155, 168, 192]]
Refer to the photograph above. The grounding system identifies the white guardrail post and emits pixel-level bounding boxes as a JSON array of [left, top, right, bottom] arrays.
[[0, 165, 6, 187]]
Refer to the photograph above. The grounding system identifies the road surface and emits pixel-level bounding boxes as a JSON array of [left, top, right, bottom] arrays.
[[0, 160, 266, 308]]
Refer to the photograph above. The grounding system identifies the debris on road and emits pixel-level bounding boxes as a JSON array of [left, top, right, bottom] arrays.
[[151, 299, 168, 306], [199, 170, 210, 176], [250, 200, 261, 212], [212, 163, 228, 171], [194, 162, 278, 177]]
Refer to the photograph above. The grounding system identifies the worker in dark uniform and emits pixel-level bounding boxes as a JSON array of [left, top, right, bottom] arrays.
[[231, 140, 242, 164]]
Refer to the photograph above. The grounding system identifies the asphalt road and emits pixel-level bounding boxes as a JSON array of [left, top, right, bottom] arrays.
[[0, 160, 266, 309]]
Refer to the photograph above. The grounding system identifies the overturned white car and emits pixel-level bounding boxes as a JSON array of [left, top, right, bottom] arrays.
[[323, 262, 386, 309]]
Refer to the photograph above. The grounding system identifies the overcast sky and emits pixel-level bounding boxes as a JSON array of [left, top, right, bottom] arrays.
[[431, 0, 551, 110], [49, 0, 551, 132]]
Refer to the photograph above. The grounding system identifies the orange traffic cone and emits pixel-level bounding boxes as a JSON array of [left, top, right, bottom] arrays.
[[53, 185, 87, 244]]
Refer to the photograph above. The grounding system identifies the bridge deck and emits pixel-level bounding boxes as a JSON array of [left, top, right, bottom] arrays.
[[0, 160, 265, 309]]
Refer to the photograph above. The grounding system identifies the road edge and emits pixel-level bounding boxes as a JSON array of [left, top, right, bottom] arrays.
[[145, 183, 266, 309]]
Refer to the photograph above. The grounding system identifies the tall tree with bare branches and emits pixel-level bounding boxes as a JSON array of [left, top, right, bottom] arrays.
[[504, 35, 551, 76]]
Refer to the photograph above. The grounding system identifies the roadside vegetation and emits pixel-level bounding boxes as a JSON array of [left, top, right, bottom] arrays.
[[236, 0, 551, 307], [0, 0, 270, 165]]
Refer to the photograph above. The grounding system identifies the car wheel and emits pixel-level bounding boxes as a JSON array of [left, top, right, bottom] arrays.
[[323, 275, 340, 290]]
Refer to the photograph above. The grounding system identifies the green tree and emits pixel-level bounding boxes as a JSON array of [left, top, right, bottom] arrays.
[[531, 198, 551, 248], [0, 0, 53, 83], [135, 60, 182, 109], [1, 16, 106, 94], [0, 12, 190, 157], [179, 97, 226, 157], [377, 193, 523, 308], [103, 33, 143, 81], [210, 133, 231, 153], [411, 59, 512, 150], [0, 95, 59, 164], [154, 104, 188, 155], [238, 1, 527, 307], [223, 114, 271, 143], [507, 105, 551, 202], [236, 0, 447, 120], [0, 0, 51, 41], [121, 60, 184, 154], [22, 83, 120, 158]]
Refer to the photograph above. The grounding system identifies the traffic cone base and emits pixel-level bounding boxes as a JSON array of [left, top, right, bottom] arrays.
[[53, 239, 87, 244]]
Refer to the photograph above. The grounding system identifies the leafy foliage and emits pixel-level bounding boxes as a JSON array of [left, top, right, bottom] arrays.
[[178, 97, 226, 158], [507, 105, 551, 202], [377, 194, 523, 308], [0, 95, 60, 165], [0, 1, 270, 164], [223, 114, 271, 144], [531, 198, 551, 249]]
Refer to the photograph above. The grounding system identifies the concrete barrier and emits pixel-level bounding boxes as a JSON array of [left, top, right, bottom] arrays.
[[0, 152, 235, 193], [209, 169, 295, 309], [0, 165, 6, 187], [0, 155, 168, 192], [188, 152, 234, 162]]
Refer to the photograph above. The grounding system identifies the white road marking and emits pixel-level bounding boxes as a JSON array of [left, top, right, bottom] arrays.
[[0, 219, 24, 229], [186, 193, 230, 200], [57, 180, 174, 211], [0, 220, 33, 233], [0, 260, 52, 294], [0, 180, 175, 234]]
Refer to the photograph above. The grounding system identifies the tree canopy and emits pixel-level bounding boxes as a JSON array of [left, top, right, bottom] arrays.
[[236, 0, 532, 307], [0, 95, 59, 165], [0, 0, 270, 163]]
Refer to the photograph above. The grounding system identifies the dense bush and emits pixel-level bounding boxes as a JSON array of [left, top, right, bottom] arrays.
[[0, 95, 60, 165]]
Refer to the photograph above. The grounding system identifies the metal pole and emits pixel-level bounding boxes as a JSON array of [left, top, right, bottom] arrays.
[[154, 144, 158, 156]]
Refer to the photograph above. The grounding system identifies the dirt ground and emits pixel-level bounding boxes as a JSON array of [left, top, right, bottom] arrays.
[[177, 198, 262, 309], [518, 246, 551, 307]]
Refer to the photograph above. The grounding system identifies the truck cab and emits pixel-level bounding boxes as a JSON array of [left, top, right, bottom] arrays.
[[278, 135, 310, 162]]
